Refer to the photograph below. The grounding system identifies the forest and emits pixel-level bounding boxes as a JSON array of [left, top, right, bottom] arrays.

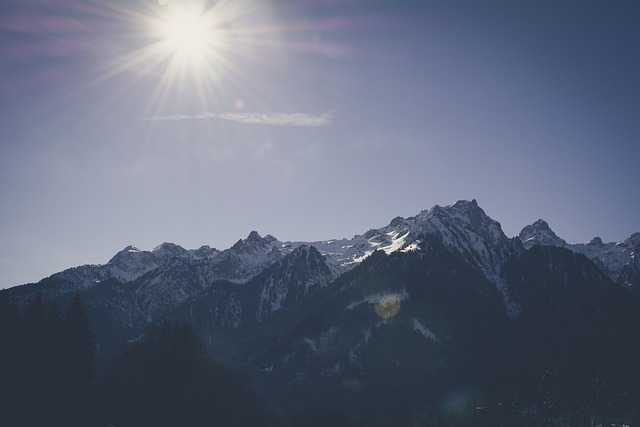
[[0, 292, 279, 427], [1, 289, 637, 427]]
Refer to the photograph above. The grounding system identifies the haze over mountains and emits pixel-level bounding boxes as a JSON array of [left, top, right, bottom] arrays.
[[5, 199, 640, 425]]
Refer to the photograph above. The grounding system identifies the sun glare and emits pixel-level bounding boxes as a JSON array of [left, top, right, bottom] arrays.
[[160, 4, 212, 63], [136, 0, 235, 111], [78, 0, 279, 116]]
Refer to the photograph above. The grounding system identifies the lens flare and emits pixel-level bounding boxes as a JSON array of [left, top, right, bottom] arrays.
[[375, 294, 401, 319]]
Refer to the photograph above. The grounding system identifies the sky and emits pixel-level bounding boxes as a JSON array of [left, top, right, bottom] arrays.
[[1, 0, 639, 288]]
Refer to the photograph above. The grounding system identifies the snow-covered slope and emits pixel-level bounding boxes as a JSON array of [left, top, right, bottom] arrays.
[[518, 221, 640, 290], [40, 232, 286, 295], [289, 200, 521, 314], [27, 200, 526, 317], [292, 200, 517, 274], [17, 200, 637, 326], [519, 220, 567, 249], [46, 246, 162, 292]]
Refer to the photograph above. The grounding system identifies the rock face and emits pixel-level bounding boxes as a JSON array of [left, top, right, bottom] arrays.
[[519, 221, 640, 293], [5, 200, 639, 424], [519, 219, 567, 248]]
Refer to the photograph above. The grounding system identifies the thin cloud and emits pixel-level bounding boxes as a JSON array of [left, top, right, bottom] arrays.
[[142, 111, 335, 127]]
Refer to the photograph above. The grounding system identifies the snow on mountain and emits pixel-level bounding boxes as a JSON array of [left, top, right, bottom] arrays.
[[46, 246, 162, 292], [189, 245, 220, 260], [616, 240, 640, 293], [287, 217, 415, 276], [255, 245, 334, 322], [290, 200, 518, 279], [38, 200, 523, 298], [23, 199, 637, 323], [519, 219, 567, 249], [151, 242, 191, 261], [289, 200, 520, 314], [570, 233, 640, 285], [41, 232, 287, 296], [411, 200, 519, 281], [202, 231, 286, 283], [107, 246, 163, 281], [518, 221, 640, 288]]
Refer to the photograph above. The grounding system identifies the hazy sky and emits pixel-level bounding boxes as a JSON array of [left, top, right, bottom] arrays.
[[1, 0, 638, 288]]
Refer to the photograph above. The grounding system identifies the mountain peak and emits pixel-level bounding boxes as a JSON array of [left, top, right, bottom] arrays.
[[452, 198, 479, 209], [235, 231, 281, 248], [427, 200, 507, 248], [449, 199, 489, 225], [247, 230, 262, 241], [152, 242, 189, 260], [587, 236, 604, 246], [107, 245, 161, 280], [519, 219, 567, 249], [263, 234, 278, 244], [232, 231, 280, 252], [108, 245, 142, 262], [532, 219, 549, 228], [389, 216, 407, 227], [409, 199, 516, 311], [628, 233, 640, 245]]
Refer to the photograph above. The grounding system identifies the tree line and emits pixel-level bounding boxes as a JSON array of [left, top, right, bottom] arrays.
[[2, 288, 635, 427], [0, 291, 281, 427]]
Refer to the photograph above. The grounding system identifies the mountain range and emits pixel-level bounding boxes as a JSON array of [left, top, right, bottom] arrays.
[[5, 199, 640, 425]]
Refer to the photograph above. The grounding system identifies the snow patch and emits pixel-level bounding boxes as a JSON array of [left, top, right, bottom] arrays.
[[346, 289, 410, 310], [412, 318, 438, 342]]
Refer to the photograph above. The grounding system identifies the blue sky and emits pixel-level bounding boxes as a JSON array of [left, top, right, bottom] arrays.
[[1, 0, 638, 288]]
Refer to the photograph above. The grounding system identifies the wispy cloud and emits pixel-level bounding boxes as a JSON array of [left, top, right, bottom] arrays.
[[141, 111, 335, 127]]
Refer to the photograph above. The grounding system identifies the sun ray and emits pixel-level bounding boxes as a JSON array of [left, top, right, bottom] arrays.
[[51, 0, 273, 115]]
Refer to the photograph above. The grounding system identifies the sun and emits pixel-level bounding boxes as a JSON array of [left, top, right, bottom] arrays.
[[159, 5, 215, 62], [158, 3, 216, 67], [79, 0, 276, 114]]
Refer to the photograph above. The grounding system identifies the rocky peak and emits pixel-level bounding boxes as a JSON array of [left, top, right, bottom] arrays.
[[587, 236, 604, 246], [108, 245, 145, 265], [627, 233, 640, 247], [246, 230, 263, 242], [389, 216, 408, 228], [191, 245, 219, 260], [232, 231, 280, 252], [287, 245, 325, 264], [263, 234, 278, 244], [451, 199, 503, 238], [107, 245, 161, 281], [152, 242, 190, 260], [519, 219, 567, 249], [417, 200, 508, 248], [407, 200, 521, 316]]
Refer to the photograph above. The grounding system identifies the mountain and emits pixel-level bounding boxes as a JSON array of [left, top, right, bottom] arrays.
[[4, 199, 639, 425], [519, 220, 640, 293], [519, 219, 567, 248], [170, 245, 335, 353], [228, 242, 511, 413]]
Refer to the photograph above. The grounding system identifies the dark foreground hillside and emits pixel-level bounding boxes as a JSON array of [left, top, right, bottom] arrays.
[[0, 295, 280, 427], [215, 243, 640, 426]]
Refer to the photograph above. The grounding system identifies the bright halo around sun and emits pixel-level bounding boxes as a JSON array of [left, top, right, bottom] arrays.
[[156, 2, 218, 70], [160, 3, 211, 65], [131, 0, 238, 111], [84, 0, 275, 114]]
